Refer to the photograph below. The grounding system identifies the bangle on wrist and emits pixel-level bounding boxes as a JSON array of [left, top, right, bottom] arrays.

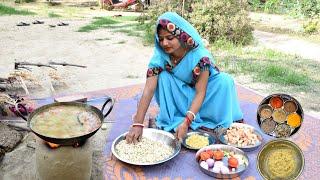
[[131, 123, 145, 128], [187, 110, 196, 120]]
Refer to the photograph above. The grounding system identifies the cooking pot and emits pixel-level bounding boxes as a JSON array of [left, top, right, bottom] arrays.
[[17, 97, 114, 145]]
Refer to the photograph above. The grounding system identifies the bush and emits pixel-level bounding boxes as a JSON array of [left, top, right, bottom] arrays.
[[189, 0, 253, 45], [248, 0, 320, 18], [139, 0, 253, 45], [300, 0, 320, 17], [303, 18, 319, 34]]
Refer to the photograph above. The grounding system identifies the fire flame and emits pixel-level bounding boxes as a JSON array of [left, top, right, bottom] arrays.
[[46, 142, 60, 149]]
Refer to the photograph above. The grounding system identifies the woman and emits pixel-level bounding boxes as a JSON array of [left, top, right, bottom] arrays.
[[103, 0, 136, 8], [126, 12, 243, 143]]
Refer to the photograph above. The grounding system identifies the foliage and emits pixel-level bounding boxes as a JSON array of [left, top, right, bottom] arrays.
[[189, 0, 253, 45], [139, 0, 253, 45], [0, 3, 35, 15], [299, 0, 320, 17], [248, 0, 320, 18], [303, 18, 319, 34]]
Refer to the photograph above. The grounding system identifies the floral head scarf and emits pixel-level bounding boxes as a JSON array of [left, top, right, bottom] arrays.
[[148, 12, 214, 70]]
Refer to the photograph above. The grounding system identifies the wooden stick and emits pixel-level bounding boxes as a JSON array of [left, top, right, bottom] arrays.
[[7, 123, 31, 131]]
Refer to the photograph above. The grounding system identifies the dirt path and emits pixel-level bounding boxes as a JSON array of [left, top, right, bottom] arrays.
[[254, 30, 320, 62], [0, 14, 152, 98]]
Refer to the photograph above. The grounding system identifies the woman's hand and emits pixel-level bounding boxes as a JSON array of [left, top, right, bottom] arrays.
[[125, 126, 143, 144], [176, 120, 189, 142]]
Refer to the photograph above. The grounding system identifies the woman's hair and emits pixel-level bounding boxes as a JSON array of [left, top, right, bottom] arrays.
[[156, 24, 188, 49]]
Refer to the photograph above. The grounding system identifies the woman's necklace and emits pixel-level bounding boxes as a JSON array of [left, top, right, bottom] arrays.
[[171, 49, 187, 65]]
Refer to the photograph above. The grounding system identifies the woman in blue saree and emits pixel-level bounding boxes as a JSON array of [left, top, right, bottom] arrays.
[[126, 12, 243, 143]]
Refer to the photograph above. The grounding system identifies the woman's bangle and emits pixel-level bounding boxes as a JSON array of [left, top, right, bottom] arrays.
[[131, 123, 145, 128], [187, 110, 196, 120]]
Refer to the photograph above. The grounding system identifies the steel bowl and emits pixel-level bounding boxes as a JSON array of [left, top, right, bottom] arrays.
[[182, 131, 215, 150], [218, 123, 263, 151], [257, 139, 304, 180], [111, 128, 181, 165], [195, 144, 249, 179]]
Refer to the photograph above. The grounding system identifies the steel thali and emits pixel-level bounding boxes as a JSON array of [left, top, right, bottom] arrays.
[[111, 128, 181, 166]]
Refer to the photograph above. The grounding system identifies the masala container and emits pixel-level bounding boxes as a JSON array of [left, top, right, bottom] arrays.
[[260, 118, 277, 134], [258, 104, 273, 120], [269, 96, 283, 109], [284, 100, 298, 113], [272, 109, 287, 123], [256, 94, 304, 138]]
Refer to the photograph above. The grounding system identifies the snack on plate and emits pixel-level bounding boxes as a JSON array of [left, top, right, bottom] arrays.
[[224, 126, 260, 147], [115, 137, 174, 164], [186, 134, 209, 149]]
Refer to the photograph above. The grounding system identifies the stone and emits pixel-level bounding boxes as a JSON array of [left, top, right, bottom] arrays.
[[0, 122, 23, 152], [0, 148, 5, 161]]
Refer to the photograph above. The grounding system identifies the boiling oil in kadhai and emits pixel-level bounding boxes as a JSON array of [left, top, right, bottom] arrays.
[[31, 106, 101, 138]]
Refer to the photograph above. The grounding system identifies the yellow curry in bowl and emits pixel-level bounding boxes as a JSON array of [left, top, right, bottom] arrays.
[[257, 139, 304, 180]]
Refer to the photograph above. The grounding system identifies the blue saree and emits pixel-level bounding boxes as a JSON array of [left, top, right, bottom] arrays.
[[147, 12, 243, 132]]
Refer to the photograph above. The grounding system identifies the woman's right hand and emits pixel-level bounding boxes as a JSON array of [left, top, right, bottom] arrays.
[[125, 126, 143, 144]]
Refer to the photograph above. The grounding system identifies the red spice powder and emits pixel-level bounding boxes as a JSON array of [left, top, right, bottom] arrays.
[[269, 96, 283, 108]]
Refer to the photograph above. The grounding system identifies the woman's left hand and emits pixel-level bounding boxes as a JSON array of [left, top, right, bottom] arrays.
[[176, 120, 189, 142]]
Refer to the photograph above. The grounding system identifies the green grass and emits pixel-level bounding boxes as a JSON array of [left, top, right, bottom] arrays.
[[212, 40, 320, 112], [212, 39, 319, 89], [78, 16, 138, 32], [78, 17, 121, 32], [0, 3, 35, 15], [48, 11, 61, 18]]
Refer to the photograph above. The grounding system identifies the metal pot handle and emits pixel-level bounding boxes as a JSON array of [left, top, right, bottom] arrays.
[[101, 97, 114, 119], [14, 103, 28, 121]]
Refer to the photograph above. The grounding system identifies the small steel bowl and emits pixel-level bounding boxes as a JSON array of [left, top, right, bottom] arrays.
[[257, 139, 304, 180], [258, 104, 273, 120], [182, 131, 215, 150], [195, 144, 249, 179], [218, 123, 263, 152], [111, 128, 181, 165], [284, 100, 298, 113]]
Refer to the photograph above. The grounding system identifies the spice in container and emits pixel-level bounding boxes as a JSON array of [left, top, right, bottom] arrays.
[[269, 96, 283, 109], [272, 109, 287, 123], [261, 118, 277, 134], [275, 124, 291, 138], [284, 100, 298, 113], [258, 104, 273, 119], [287, 113, 302, 128]]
